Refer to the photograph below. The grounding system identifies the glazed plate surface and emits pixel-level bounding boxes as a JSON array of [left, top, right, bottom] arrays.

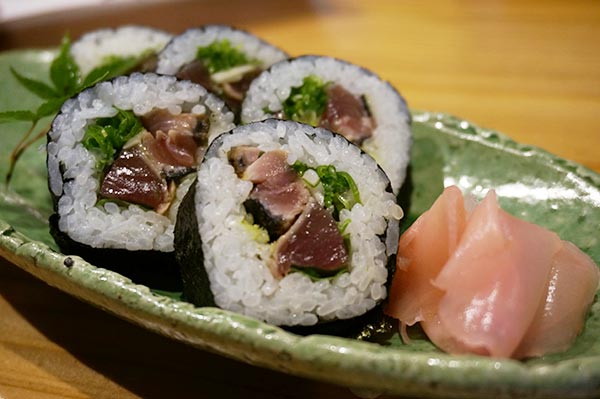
[[1, 49, 599, 398]]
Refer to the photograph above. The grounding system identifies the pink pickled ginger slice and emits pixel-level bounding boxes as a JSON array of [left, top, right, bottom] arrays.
[[514, 241, 599, 358], [432, 190, 562, 358], [385, 185, 599, 359], [384, 186, 467, 326]]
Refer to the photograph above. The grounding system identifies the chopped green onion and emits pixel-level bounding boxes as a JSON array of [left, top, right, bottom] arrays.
[[282, 75, 329, 126], [293, 161, 362, 218], [196, 39, 257, 74], [82, 109, 143, 172], [338, 218, 351, 235]]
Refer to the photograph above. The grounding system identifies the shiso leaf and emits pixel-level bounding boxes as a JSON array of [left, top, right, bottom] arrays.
[[2, 96, 69, 186], [49, 35, 81, 95], [35, 97, 68, 118], [9, 67, 58, 99], [0, 110, 37, 123], [81, 67, 111, 89], [282, 75, 329, 126], [2, 34, 156, 185]]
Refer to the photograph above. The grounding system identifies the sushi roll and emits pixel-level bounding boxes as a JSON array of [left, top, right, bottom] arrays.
[[71, 25, 173, 77], [47, 73, 235, 289], [156, 25, 288, 118], [175, 119, 403, 328], [241, 56, 412, 195]]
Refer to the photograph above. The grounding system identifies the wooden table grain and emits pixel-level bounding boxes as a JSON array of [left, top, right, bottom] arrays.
[[0, 1, 599, 398]]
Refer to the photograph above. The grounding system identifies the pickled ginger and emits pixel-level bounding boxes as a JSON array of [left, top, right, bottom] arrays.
[[385, 186, 599, 359]]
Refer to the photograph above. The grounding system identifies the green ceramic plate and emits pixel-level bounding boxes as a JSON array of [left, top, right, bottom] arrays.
[[0, 49, 599, 398]]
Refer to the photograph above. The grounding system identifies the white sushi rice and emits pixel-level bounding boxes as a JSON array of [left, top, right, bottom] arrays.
[[195, 120, 403, 326], [71, 25, 173, 76], [156, 25, 288, 75], [241, 56, 412, 195], [47, 73, 235, 252]]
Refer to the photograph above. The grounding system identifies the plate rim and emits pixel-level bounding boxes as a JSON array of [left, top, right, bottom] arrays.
[[0, 109, 599, 398]]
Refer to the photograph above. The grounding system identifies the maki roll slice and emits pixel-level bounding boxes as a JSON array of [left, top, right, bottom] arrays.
[[71, 25, 173, 77], [175, 119, 403, 328], [47, 73, 235, 289], [156, 25, 288, 118], [241, 56, 412, 195], [3, 26, 174, 186]]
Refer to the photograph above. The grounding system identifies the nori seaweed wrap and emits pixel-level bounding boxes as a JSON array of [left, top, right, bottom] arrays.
[[70, 25, 173, 76], [175, 119, 403, 327], [46, 73, 235, 290], [241, 55, 412, 196], [156, 24, 288, 119]]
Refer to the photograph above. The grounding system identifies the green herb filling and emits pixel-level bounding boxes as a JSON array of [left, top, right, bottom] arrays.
[[196, 39, 256, 74], [293, 161, 362, 217], [82, 109, 143, 172], [288, 162, 359, 280], [290, 266, 349, 281], [282, 75, 329, 126]]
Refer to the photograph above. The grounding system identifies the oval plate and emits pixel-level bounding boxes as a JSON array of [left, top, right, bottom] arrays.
[[1, 49, 599, 398]]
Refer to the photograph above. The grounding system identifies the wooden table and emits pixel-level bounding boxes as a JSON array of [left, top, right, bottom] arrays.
[[0, 1, 599, 397]]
